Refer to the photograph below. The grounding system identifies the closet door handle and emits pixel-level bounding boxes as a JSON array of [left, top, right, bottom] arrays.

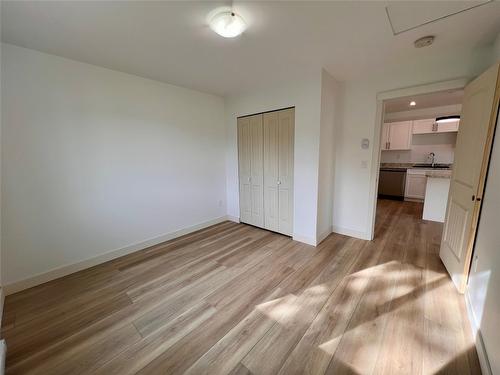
[[248, 177, 251, 182], [277, 180, 281, 185]]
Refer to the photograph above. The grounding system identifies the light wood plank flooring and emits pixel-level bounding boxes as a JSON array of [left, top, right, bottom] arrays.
[[1, 200, 481, 374]]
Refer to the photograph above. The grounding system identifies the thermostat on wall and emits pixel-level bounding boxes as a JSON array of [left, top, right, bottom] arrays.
[[361, 138, 370, 149]]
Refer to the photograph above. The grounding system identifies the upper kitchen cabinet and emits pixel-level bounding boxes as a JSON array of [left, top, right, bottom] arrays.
[[381, 121, 412, 150], [436, 118, 460, 133], [412, 118, 460, 134], [413, 119, 435, 134]]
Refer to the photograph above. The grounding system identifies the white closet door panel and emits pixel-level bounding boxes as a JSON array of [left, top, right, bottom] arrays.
[[238, 118, 252, 224], [263, 112, 279, 232], [249, 114, 264, 227], [238, 115, 264, 227], [278, 108, 294, 236]]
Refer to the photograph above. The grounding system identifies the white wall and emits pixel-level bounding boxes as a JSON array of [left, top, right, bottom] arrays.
[[493, 32, 500, 63], [332, 46, 492, 239], [467, 112, 500, 374], [316, 70, 341, 242], [0, 7, 3, 297], [381, 132, 457, 164], [1, 43, 227, 287], [225, 71, 322, 245]]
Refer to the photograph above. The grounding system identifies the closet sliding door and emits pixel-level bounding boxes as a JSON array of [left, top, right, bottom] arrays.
[[238, 108, 294, 236], [263, 112, 280, 232], [263, 108, 294, 235], [277, 108, 294, 236], [238, 114, 264, 227]]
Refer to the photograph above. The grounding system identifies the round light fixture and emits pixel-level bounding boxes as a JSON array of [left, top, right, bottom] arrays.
[[209, 11, 246, 38], [436, 115, 460, 123], [409, 101, 416, 106]]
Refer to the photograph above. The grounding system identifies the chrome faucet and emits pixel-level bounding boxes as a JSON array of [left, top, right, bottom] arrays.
[[428, 152, 436, 167]]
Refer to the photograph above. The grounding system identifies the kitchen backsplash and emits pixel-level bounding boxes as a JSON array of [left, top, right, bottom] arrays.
[[381, 132, 456, 164]]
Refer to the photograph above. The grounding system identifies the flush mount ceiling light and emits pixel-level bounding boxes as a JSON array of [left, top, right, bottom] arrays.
[[414, 35, 435, 48], [436, 115, 460, 123], [409, 101, 417, 106], [209, 11, 246, 38]]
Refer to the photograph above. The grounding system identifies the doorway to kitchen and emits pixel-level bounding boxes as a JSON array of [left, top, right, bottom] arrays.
[[376, 88, 463, 227], [369, 64, 500, 296]]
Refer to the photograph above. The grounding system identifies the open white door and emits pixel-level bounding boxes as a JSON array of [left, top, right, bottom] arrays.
[[440, 63, 500, 292]]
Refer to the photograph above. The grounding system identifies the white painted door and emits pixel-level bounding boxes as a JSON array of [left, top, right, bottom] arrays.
[[238, 114, 264, 227], [277, 108, 294, 236], [440, 63, 500, 292], [263, 112, 279, 232], [263, 108, 294, 236], [388, 121, 412, 150]]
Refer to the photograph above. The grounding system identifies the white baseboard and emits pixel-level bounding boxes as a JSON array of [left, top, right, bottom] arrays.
[[3, 216, 232, 295], [292, 233, 317, 246], [226, 215, 240, 223], [465, 290, 492, 375], [316, 227, 332, 245], [332, 225, 371, 240]]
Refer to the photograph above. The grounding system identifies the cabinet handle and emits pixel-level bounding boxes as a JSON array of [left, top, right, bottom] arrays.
[[387, 141, 390, 149], [472, 195, 475, 201], [277, 181, 281, 185]]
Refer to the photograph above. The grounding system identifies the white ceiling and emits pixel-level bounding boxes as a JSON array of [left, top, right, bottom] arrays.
[[385, 89, 464, 113], [2, 1, 500, 96]]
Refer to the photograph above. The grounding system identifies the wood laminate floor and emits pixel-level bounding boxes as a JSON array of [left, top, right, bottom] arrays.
[[2, 199, 481, 374]]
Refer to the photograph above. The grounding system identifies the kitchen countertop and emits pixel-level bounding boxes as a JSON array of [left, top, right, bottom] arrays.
[[425, 170, 452, 178], [380, 163, 413, 169], [380, 163, 453, 172]]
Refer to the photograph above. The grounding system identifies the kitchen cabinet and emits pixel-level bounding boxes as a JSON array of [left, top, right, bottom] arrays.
[[412, 118, 460, 134], [413, 119, 435, 134], [405, 169, 427, 200], [381, 121, 412, 150], [436, 119, 459, 133]]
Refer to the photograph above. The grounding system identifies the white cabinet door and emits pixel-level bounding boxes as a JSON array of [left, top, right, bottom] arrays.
[[436, 120, 460, 133], [238, 114, 264, 227], [381, 122, 390, 150], [413, 119, 435, 134], [277, 108, 294, 236], [405, 170, 427, 199], [388, 121, 412, 150]]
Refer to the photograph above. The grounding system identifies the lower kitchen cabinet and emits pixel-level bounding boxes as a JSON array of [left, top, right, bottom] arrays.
[[405, 169, 427, 200]]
